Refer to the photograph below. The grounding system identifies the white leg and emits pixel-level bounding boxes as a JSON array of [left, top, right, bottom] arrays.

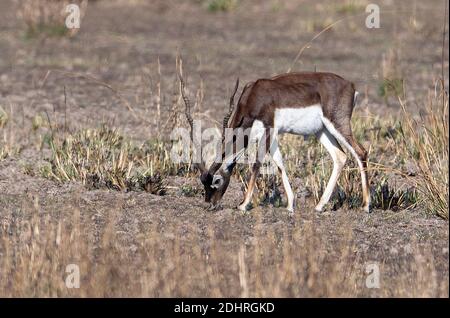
[[315, 129, 347, 212], [238, 125, 266, 211], [321, 117, 371, 212], [271, 140, 295, 213]]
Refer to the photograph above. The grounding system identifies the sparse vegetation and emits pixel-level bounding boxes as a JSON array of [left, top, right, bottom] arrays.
[[204, 0, 237, 12], [399, 82, 449, 219], [378, 78, 404, 99], [0, 106, 8, 128], [25, 75, 446, 219], [379, 49, 405, 102], [40, 125, 179, 194], [335, 0, 366, 14], [0, 106, 17, 160], [0, 199, 446, 297], [0, 0, 448, 298], [35, 111, 429, 214], [16, 0, 87, 38], [180, 184, 200, 197]]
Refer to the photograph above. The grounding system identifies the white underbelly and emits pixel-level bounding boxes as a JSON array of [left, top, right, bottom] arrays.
[[274, 105, 323, 135]]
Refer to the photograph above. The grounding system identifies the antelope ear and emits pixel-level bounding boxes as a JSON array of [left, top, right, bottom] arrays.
[[211, 175, 224, 188]]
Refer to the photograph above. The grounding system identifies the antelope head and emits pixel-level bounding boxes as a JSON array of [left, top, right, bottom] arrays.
[[179, 74, 239, 209]]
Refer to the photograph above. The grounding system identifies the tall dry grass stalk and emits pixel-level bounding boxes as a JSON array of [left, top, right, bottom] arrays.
[[0, 105, 19, 160], [399, 81, 449, 219]]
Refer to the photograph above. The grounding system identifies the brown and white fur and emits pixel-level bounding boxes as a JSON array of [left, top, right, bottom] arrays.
[[181, 71, 371, 213]]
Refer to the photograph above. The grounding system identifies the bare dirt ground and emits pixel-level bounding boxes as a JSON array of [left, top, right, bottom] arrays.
[[0, 0, 448, 297]]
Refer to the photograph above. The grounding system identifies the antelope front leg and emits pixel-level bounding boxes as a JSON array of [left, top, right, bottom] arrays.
[[271, 147, 295, 213], [238, 162, 261, 211], [266, 135, 295, 213]]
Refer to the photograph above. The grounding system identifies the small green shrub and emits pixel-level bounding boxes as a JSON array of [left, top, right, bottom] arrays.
[[336, 0, 365, 14], [206, 0, 237, 12], [378, 78, 404, 99], [180, 184, 200, 197]]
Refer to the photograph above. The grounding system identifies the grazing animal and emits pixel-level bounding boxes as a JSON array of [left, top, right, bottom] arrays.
[[180, 71, 370, 213]]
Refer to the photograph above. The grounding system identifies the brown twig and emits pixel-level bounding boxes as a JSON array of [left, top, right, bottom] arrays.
[[43, 70, 143, 122], [287, 14, 366, 72], [441, 0, 448, 95]]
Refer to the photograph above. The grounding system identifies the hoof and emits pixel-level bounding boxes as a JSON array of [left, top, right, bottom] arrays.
[[238, 203, 249, 211], [314, 205, 323, 213]]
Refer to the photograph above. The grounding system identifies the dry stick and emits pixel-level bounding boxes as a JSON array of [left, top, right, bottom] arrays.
[[44, 110, 54, 140], [162, 56, 183, 134], [171, 55, 219, 129], [40, 70, 51, 88], [196, 79, 204, 113], [7, 101, 14, 155], [287, 9, 444, 73], [442, 0, 448, 82], [441, 0, 448, 99], [286, 14, 365, 73], [44, 70, 144, 122], [145, 73, 152, 114], [63, 85, 67, 132], [157, 57, 162, 134]]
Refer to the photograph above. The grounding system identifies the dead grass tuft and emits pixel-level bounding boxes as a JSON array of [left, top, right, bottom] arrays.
[[40, 125, 185, 194], [398, 81, 449, 219], [16, 0, 88, 38]]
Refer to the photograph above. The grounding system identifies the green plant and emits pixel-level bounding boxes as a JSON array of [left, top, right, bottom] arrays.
[[32, 114, 45, 131], [180, 184, 200, 197], [335, 0, 365, 14], [25, 24, 69, 39], [205, 0, 237, 12], [370, 179, 418, 211], [378, 78, 404, 99]]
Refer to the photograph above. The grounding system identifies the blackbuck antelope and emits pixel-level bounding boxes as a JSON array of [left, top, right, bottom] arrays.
[[180, 72, 370, 213]]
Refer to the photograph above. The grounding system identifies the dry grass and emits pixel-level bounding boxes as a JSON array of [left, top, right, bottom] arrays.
[[1, 0, 447, 299], [26, 77, 446, 219], [16, 0, 87, 38], [335, 0, 367, 14], [0, 200, 446, 297], [39, 124, 187, 194], [0, 105, 19, 160], [378, 48, 405, 103], [398, 81, 449, 219], [0, 106, 11, 159]]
